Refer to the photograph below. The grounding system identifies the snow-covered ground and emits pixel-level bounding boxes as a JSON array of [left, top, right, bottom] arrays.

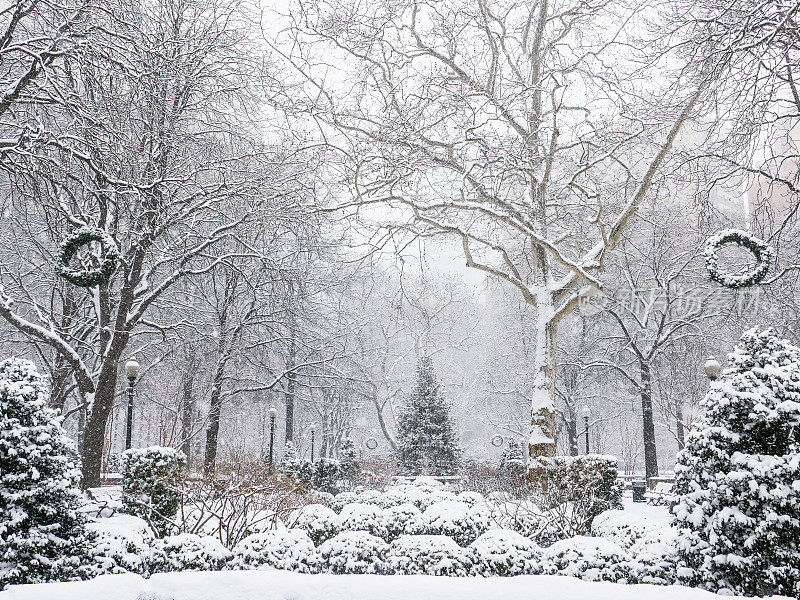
[[0, 571, 754, 600]]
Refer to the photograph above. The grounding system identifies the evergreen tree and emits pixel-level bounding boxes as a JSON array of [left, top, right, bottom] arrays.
[[397, 357, 461, 476], [499, 438, 525, 479], [0, 358, 92, 588], [673, 328, 800, 597], [338, 438, 360, 486]]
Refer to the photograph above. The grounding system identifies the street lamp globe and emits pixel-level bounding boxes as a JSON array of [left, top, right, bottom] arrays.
[[704, 356, 721, 380], [581, 405, 590, 417], [125, 357, 140, 382], [268, 405, 278, 419]]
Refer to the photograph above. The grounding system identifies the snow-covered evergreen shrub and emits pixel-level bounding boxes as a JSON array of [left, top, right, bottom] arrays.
[[386, 535, 472, 576], [86, 515, 160, 577], [499, 438, 526, 480], [311, 458, 342, 494], [331, 491, 359, 513], [469, 529, 541, 577], [279, 441, 302, 476], [122, 446, 185, 536], [673, 328, 800, 597], [397, 357, 461, 475], [542, 536, 627, 582], [0, 358, 93, 588], [382, 503, 423, 541], [339, 438, 360, 487], [457, 491, 485, 507], [288, 504, 339, 545], [528, 454, 622, 536], [356, 489, 383, 505], [230, 529, 319, 573], [311, 490, 335, 507], [339, 503, 387, 539], [421, 500, 490, 546], [150, 533, 231, 573], [626, 530, 678, 585], [318, 531, 388, 574]]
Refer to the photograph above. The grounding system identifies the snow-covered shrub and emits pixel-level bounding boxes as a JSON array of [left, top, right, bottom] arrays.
[[457, 491, 485, 507], [122, 446, 185, 536], [490, 499, 548, 542], [421, 500, 490, 546], [674, 328, 800, 597], [311, 457, 342, 494], [356, 489, 383, 505], [338, 439, 360, 487], [373, 487, 408, 509], [382, 485, 430, 510], [499, 438, 526, 482], [86, 515, 160, 577], [527, 454, 622, 538], [318, 531, 388, 574], [229, 529, 319, 573], [469, 529, 541, 577], [150, 533, 231, 573], [590, 509, 653, 549], [288, 504, 339, 545], [382, 503, 423, 541], [542, 536, 627, 582], [339, 503, 387, 539], [626, 529, 678, 585], [0, 358, 93, 588], [386, 535, 472, 576], [331, 491, 359, 513]]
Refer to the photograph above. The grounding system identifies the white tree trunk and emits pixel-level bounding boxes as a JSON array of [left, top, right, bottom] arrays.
[[529, 288, 557, 459]]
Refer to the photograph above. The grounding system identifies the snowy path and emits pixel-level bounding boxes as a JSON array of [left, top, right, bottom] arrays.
[[0, 571, 751, 600]]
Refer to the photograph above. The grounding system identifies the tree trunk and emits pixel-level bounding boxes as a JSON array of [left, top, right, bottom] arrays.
[[675, 400, 685, 451], [81, 362, 120, 488], [285, 321, 296, 443], [640, 361, 659, 481], [181, 371, 195, 467], [529, 315, 557, 459], [567, 418, 579, 456], [204, 365, 226, 473]]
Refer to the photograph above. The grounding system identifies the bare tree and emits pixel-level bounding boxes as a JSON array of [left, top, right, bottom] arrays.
[[275, 0, 710, 456]]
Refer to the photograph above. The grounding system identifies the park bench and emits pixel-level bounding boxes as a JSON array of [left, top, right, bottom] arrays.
[[644, 481, 675, 505]]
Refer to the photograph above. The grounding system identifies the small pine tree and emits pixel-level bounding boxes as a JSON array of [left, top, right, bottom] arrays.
[[0, 358, 92, 588], [673, 328, 800, 597], [397, 357, 461, 476], [499, 438, 525, 480], [339, 438, 360, 487]]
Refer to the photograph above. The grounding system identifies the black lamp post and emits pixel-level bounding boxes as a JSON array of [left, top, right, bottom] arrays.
[[582, 405, 590, 454], [310, 426, 316, 461], [124, 358, 140, 450], [268, 404, 277, 468]]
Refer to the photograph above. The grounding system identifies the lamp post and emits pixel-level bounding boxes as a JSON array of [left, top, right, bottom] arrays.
[[268, 404, 278, 468], [582, 405, 590, 454], [124, 358, 140, 450], [310, 426, 316, 461], [704, 356, 721, 381]]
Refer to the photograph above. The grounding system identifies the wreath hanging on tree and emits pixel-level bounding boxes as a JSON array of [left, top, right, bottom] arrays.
[[704, 229, 773, 289], [55, 226, 120, 288]]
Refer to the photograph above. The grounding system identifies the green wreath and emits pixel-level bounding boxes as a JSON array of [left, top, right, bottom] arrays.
[[704, 229, 772, 289], [56, 226, 120, 288]]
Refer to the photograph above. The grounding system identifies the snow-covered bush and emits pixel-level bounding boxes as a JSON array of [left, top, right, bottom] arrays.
[[318, 531, 388, 574], [626, 529, 678, 585], [469, 529, 541, 577], [288, 504, 339, 545], [150, 533, 231, 573], [339, 503, 387, 539], [673, 328, 800, 597], [457, 491, 485, 507], [421, 500, 490, 546], [356, 489, 383, 505], [229, 529, 319, 573], [0, 358, 93, 588], [311, 458, 342, 494], [386, 535, 472, 576], [122, 446, 185, 536], [542, 536, 627, 582], [86, 515, 160, 577], [339, 439, 360, 487], [490, 499, 548, 542], [382, 503, 423, 541], [527, 454, 622, 538], [590, 508, 653, 549], [331, 491, 359, 513]]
